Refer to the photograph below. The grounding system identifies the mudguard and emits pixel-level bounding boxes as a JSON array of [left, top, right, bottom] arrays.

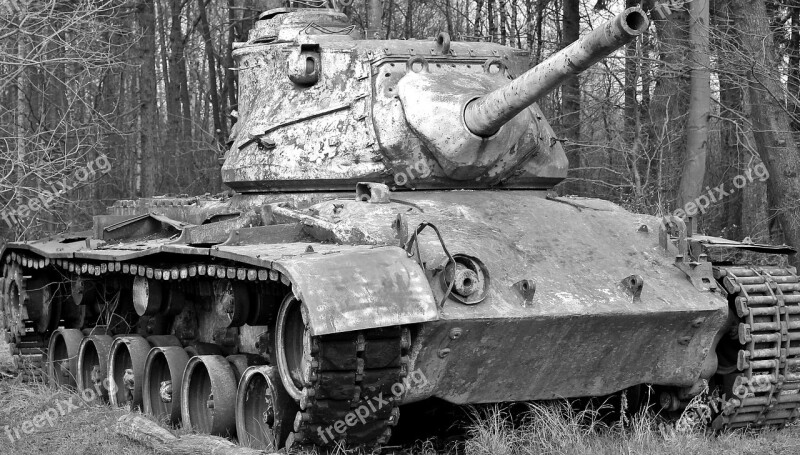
[[273, 246, 438, 336]]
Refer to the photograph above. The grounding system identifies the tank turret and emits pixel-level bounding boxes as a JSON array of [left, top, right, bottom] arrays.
[[8, 3, 800, 448], [223, 7, 648, 191]]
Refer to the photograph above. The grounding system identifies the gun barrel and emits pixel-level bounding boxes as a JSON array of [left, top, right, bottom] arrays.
[[464, 7, 649, 137]]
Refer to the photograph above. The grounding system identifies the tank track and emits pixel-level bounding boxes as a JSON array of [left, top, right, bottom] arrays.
[[1, 260, 48, 381], [293, 327, 409, 447], [713, 266, 800, 429], [8, 333, 48, 381], [1, 250, 409, 446]]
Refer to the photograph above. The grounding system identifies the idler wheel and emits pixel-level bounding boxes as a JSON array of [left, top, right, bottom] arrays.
[[3, 263, 25, 337], [108, 335, 152, 409], [236, 365, 299, 450], [133, 276, 162, 316], [77, 334, 114, 402], [144, 346, 190, 424], [26, 277, 60, 333], [181, 355, 238, 436], [47, 328, 84, 388], [275, 294, 311, 402]]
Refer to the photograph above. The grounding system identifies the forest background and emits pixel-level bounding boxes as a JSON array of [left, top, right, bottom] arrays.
[[1, 0, 799, 263]]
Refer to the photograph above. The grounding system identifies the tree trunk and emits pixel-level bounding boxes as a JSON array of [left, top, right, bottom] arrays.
[[487, 0, 495, 42], [115, 414, 271, 455], [717, 60, 744, 240], [677, 0, 710, 209], [731, 0, 800, 265], [624, 0, 639, 143], [136, 0, 159, 197], [474, 0, 484, 38], [533, 0, 547, 62], [499, 0, 507, 44], [197, 0, 225, 150], [385, 0, 394, 38], [368, 0, 384, 38], [404, 0, 413, 38], [511, 0, 521, 47], [169, 0, 192, 138], [639, 30, 651, 114], [650, 9, 690, 209], [789, 4, 799, 129], [157, 0, 175, 137], [15, 25, 29, 229], [561, 0, 580, 190], [741, 89, 769, 242]]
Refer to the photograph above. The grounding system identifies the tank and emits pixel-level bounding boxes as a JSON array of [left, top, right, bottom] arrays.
[[2, 4, 800, 449]]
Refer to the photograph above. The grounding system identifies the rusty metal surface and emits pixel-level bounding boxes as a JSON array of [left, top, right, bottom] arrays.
[[225, 9, 572, 192], [210, 242, 370, 268], [711, 266, 800, 429], [692, 234, 796, 254], [289, 326, 408, 445], [176, 210, 260, 245], [218, 224, 306, 246], [398, 70, 545, 181], [226, 37, 381, 191], [108, 196, 230, 223], [2, 188, 733, 405], [278, 247, 437, 335], [269, 190, 729, 401], [407, 310, 725, 403], [213, 244, 438, 335], [396, 8, 647, 182], [97, 213, 189, 241], [293, 191, 726, 314], [4, 233, 100, 259]]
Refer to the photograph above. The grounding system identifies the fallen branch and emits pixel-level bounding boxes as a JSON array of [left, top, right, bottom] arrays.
[[115, 414, 275, 455]]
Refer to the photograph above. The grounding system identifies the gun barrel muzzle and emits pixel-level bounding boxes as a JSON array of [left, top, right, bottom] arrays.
[[464, 7, 649, 137]]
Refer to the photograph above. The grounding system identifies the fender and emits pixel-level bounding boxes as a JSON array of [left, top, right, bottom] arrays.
[[273, 246, 438, 336]]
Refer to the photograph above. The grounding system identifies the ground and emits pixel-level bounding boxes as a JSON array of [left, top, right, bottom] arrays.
[[2, 337, 800, 455], [0, 338, 155, 455], [0, 337, 11, 369]]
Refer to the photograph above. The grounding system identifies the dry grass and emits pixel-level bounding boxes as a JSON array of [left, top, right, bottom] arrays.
[[0, 337, 12, 370], [0, 379, 156, 455], [2, 334, 800, 455], [418, 402, 800, 455]]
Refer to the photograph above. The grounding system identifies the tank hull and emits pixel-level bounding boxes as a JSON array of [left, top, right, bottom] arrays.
[[2, 190, 727, 404]]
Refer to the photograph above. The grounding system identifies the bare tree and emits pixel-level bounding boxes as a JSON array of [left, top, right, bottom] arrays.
[[728, 0, 800, 265], [0, 0, 134, 239], [677, 0, 710, 208]]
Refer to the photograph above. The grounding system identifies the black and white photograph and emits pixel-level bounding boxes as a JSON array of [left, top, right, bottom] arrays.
[[1, 0, 800, 453]]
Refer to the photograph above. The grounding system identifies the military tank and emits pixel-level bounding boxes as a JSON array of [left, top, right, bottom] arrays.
[[2, 2, 800, 450]]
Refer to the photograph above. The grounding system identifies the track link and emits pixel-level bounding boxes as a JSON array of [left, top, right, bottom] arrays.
[[2, 260, 48, 381], [9, 332, 48, 381], [713, 266, 800, 429], [293, 327, 410, 447], [2, 249, 412, 447]]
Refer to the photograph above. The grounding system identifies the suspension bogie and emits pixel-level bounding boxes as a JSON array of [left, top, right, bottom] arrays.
[[1, 250, 409, 448]]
